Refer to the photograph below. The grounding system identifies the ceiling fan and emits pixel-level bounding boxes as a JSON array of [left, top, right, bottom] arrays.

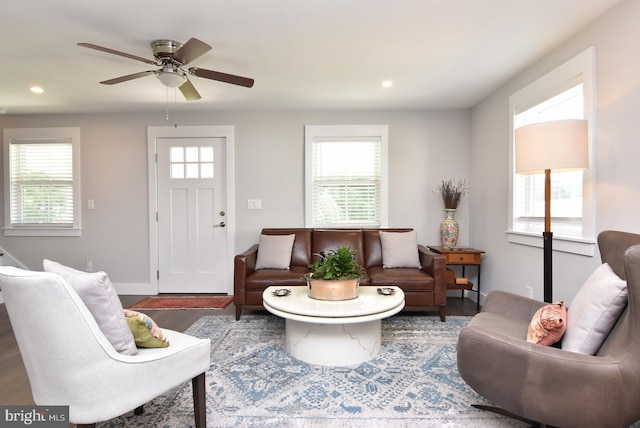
[[78, 38, 255, 100]]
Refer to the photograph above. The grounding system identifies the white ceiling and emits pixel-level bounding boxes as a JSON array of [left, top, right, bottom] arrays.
[[1, 0, 618, 115]]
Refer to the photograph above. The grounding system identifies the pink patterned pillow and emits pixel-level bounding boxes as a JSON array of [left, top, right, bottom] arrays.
[[527, 301, 567, 346]]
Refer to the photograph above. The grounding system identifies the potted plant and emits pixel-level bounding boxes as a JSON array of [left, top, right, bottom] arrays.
[[305, 246, 364, 301], [436, 179, 468, 248]]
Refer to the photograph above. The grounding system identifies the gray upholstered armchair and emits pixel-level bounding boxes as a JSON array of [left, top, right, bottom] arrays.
[[457, 231, 640, 428]]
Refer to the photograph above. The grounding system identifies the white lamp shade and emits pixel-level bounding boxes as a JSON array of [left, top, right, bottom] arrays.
[[515, 119, 589, 174], [156, 70, 187, 88]]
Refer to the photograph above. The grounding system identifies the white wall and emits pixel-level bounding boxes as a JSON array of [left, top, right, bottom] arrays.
[[0, 109, 470, 292], [469, 0, 640, 304]]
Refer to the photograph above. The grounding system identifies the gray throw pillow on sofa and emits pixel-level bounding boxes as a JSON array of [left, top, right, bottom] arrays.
[[255, 234, 296, 269], [379, 230, 422, 269], [43, 259, 138, 355]]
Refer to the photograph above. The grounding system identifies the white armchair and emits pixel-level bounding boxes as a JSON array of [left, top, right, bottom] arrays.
[[0, 266, 211, 428]]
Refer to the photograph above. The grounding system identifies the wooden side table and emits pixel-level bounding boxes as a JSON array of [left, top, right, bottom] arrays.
[[428, 246, 485, 311]]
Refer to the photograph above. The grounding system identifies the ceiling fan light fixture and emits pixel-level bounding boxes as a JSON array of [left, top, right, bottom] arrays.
[[156, 69, 187, 88]]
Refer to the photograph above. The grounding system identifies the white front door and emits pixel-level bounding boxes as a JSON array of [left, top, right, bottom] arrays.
[[156, 137, 228, 293]]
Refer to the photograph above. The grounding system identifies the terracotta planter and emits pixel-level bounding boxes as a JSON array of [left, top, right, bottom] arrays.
[[307, 278, 360, 301]]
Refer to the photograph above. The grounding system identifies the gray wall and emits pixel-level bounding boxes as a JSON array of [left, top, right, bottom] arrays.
[[469, 0, 640, 304], [0, 109, 470, 291], [3, 0, 637, 303]]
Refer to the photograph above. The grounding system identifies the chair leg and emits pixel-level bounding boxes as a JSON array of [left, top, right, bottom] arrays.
[[134, 405, 144, 415], [439, 307, 446, 322], [235, 305, 242, 320], [192, 372, 206, 428]]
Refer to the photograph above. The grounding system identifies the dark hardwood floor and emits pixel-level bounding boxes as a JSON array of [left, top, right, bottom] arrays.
[[0, 296, 479, 407]]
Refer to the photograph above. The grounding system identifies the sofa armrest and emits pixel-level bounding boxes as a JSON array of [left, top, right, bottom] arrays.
[[233, 244, 258, 305], [418, 245, 447, 305]]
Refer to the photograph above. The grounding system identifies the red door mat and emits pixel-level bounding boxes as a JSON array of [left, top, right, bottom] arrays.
[[128, 296, 234, 310]]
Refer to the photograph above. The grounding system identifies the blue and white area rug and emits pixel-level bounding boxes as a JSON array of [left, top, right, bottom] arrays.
[[99, 315, 525, 427]]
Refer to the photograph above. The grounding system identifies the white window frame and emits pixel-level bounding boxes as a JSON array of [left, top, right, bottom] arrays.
[[508, 47, 596, 256], [304, 125, 388, 228], [3, 127, 81, 237]]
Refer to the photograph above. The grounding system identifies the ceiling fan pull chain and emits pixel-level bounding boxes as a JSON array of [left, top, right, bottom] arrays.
[[165, 85, 170, 122], [173, 88, 178, 127]]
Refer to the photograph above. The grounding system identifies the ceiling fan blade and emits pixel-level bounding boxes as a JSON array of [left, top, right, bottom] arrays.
[[78, 42, 158, 65], [189, 67, 255, 88], [173, 38, 212, 65], [100, 70, 156, 85], [179, 78, 201, 101]]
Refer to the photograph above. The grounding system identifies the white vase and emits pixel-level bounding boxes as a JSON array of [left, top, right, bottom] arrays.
[[440, 209, 459, 248]]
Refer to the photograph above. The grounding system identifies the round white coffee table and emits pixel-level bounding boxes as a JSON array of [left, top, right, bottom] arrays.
[[262, 285, 404, 366]]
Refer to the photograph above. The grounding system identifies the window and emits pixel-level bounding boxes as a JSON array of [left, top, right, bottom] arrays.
[[305, 125, 388, 228], [3, 128, 81, 236], [508, 48, 595, 255]]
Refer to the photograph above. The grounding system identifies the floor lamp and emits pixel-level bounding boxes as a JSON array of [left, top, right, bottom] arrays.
[[515, 119, 589, 303]]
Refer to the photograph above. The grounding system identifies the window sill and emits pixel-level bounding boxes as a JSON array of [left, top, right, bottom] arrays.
[[3, 227, 82, 237], [507, 230, 595, 256]]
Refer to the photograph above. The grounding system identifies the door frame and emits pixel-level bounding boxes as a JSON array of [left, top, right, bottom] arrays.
[[147, 126, 235, 295]]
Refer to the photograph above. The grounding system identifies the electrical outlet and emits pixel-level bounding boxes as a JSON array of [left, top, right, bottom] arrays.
[[85, 260, 93, 272], [525, 286, 533, 298]]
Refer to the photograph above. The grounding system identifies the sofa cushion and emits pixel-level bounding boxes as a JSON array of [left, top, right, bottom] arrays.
[[312, 230, 365, 266], [43, 259, 137, 356], [379, 230, 421, 268], [367, 266, 434, 291], [562, 263, 628, 355], [245, 266, 310, 289], [255, 234, 295, 269], [526, 301, 567, 346]]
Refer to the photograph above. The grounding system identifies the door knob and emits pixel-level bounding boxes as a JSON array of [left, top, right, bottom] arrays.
[[214, 221, 226, 228]]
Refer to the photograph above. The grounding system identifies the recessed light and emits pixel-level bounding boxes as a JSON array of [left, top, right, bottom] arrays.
[[382, 80, 393, 88], [30, 86, 44, 94]]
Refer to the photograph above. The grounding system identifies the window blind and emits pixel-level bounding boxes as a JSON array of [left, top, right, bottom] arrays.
[[311, 138, 381, 227], [10, 140, 74, 226]]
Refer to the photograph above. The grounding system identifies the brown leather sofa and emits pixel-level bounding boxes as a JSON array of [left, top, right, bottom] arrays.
[[234, 228, 447, 321]]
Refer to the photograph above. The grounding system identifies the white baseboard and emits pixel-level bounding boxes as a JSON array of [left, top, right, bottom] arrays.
[[111, 282, 157, 296], [0, 291, 4, 304]]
